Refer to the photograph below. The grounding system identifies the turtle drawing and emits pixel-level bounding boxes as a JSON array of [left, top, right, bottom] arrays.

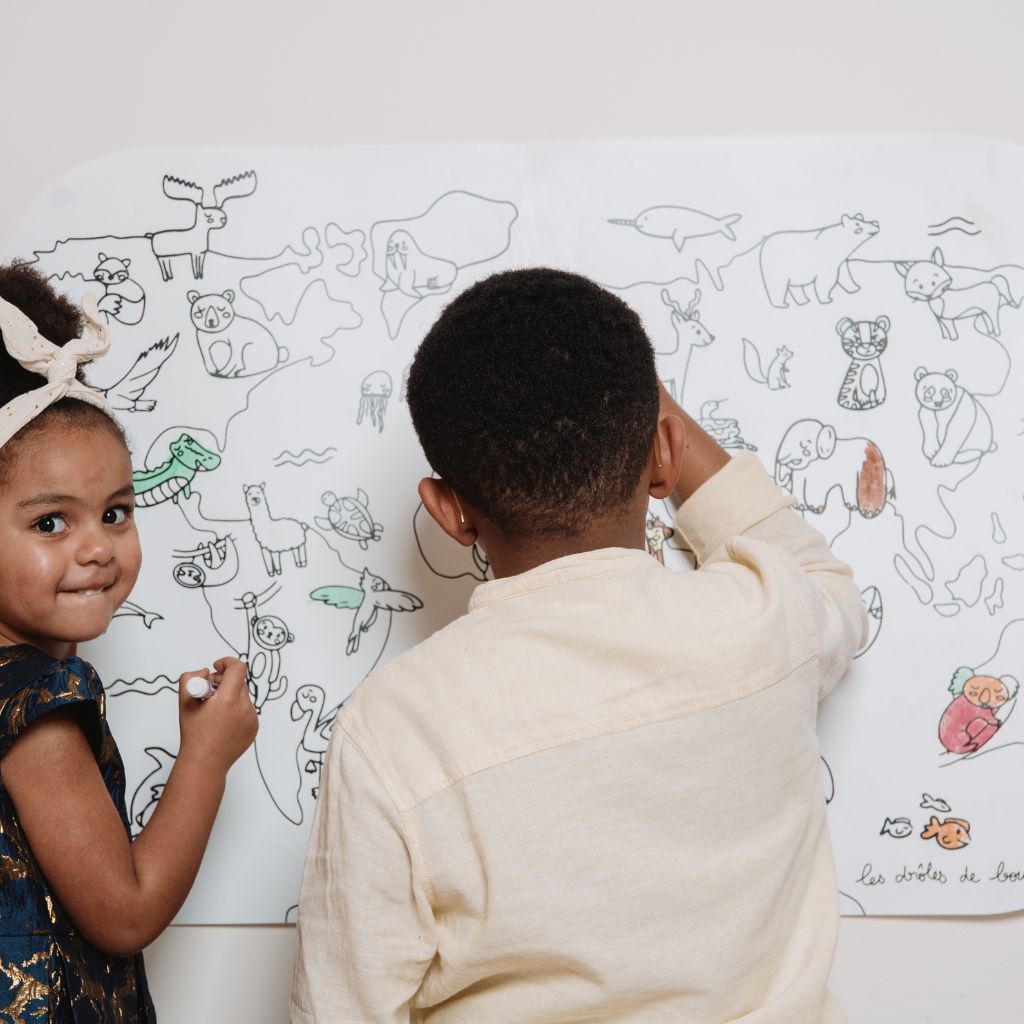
[[314, 489, 383, 550]]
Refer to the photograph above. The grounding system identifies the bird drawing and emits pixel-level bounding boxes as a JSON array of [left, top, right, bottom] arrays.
[[95, 333, 179, 412], [310, 569, 423, 655]]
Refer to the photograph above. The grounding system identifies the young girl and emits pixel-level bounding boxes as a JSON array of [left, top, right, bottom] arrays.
[[0, 262, 258, 1021]]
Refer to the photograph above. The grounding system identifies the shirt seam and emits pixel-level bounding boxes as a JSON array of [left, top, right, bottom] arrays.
[[338, 719, 439, 907], [370, 651, 817, 814]]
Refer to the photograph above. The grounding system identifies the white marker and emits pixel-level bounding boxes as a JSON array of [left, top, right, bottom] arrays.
[[186, 676, 219, 700]]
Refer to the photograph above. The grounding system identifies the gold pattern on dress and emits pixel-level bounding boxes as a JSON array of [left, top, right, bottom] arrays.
[[44, 894, 57, 927], [0, 947, 52, 1021], [0, 853, 30, 882]]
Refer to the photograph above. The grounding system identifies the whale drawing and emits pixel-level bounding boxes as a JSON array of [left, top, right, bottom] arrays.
[[608, 205, 742, 252]]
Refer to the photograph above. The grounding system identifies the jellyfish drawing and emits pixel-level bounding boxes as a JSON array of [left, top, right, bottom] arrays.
[[357, 370, 392, 433]]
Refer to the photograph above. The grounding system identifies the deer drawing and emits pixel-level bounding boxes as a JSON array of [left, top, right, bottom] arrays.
[[660, 287, 715, 405], [149, 171, 257, 281]]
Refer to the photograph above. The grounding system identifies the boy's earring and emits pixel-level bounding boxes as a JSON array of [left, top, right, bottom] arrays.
[[450, 488, 467, 526]]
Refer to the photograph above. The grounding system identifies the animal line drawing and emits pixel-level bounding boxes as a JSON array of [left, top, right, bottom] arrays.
[[171, 534, 240, 590], [291, 685, 334, 798], [920, 793, 952, 813], [187, 289, 287, 378], [659, 288, 715, 401], [369, 190, 518, 337], [880, 817, 913, 839], [244, 483, 309, 576], [759, 213, 879, 308], [357, 371, 392, 432], [895, 247, 1017, 339], [914, 368, 996, 467], [698, 400, 757, 451], [133, 433, 221, 507], [315, 489, 383, 550], [774, 420, 893, 518], [310, 569, 424, 655], [608, 205, 741, 252], [128, 748, 177, 837], [112, 600, 163, 630], [92, 253, 145, 325], [742, 338, 792, 390], [149, 171, 257, 281], [239, 589, 294, 711], [95, 334, 178, 413], [836, 316, 888, 410]]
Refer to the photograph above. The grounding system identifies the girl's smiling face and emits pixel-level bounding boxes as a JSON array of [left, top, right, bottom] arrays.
[[0, 422, 141, 659]]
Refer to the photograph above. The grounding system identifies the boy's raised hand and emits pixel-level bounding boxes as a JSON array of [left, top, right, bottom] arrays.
[[178, 657, 258, 775]]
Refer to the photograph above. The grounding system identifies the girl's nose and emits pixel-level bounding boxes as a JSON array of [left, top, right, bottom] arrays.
[[77, 524, 115, 565]]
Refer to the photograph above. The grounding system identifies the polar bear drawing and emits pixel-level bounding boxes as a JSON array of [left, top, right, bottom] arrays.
[[759, 213, 880, 308], [914, 368, 996, 467]]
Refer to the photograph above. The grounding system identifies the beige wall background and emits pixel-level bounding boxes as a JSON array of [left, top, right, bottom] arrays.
[[2, 1, 1021, 1020]]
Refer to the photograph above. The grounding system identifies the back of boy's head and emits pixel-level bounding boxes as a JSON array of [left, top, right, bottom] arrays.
[[407, 268, 659, 537], [0, 261, 125, 478]]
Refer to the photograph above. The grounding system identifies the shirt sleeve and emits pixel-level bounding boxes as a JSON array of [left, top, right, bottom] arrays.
[[674, 452, 869, 700], [291, 722, 437, 1024], [0, 655, 104, 760]]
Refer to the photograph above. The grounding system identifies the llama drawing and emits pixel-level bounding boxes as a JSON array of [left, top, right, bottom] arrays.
[[243, 483, 309, 576], [149, 171, 257, 281]]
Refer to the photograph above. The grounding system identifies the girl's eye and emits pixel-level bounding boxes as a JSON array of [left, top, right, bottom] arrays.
[[103, 505, 132, 525], [34, 513, 68, 534]]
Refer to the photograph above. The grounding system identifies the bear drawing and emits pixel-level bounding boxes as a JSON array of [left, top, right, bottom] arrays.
[[187, 289, 287, 378], [759, 213, 879, 308], [914, 368, 996, 468]]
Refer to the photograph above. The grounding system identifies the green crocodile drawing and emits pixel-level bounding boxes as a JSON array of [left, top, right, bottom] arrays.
[[133, 433, 221, 507]]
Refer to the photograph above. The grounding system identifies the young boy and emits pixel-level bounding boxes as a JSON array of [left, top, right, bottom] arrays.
[[291, 269, 867, 1023]]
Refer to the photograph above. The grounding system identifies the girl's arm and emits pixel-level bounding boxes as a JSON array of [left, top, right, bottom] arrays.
[[1, 657, 257, 956]]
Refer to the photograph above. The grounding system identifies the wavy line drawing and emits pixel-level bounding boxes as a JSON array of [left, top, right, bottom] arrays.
[[273, 446, 338, 468], [107, 674, 178, 698], [927, 215, 980, 238]]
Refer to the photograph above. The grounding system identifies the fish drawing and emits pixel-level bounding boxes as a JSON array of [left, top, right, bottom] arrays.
[[608, 205, 741, 252], [920, 793, 952, 813], [921, 816, 971, 850], [879, 817, 913, 839]]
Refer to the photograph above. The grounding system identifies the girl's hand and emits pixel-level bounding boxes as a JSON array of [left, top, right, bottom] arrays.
[[178, 658, 258, 775]]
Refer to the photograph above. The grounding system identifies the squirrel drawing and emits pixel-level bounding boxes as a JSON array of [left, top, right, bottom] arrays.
[[742, 339, 792, 390]]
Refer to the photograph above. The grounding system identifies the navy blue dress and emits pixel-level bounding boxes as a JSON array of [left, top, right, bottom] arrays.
[[0, 645, 155, 1022]]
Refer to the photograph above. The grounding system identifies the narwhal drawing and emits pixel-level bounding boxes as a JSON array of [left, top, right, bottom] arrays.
[[608, 205, 741, 252]]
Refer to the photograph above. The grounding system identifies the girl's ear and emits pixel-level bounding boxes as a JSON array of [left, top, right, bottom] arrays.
[[648, 413, 686, 499], [419, 478, 479, 547]]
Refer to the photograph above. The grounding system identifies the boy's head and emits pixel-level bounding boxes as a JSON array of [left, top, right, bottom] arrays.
[[407, 268, 659, 539]]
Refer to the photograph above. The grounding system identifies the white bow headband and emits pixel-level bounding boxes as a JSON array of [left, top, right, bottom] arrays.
[[0, 291, 114, 449]]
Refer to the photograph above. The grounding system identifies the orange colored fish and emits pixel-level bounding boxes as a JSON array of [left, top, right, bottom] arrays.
[[921, 816, 971, 850]]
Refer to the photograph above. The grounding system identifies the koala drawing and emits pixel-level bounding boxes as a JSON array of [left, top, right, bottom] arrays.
[[187, 289, 288, 378], [93, 253, 145, 325], [914, 368, 996, 468]]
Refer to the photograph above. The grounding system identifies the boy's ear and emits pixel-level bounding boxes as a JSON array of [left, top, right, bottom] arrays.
[[647, 412, 686, 500], [419, 478, 479, 547]]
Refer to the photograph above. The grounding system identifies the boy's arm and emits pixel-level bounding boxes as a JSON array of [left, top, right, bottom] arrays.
[[664, 391, 868, 698], [291, 723, 436, 1024]]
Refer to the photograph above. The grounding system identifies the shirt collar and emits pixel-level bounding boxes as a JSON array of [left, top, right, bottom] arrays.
[[468, 547, 657, 611]]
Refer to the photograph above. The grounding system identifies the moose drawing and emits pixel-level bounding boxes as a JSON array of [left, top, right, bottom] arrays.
[[149, 171, 257, 281]]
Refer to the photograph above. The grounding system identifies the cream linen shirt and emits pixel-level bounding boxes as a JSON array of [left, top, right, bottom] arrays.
[[291, 453, 867, 1023]]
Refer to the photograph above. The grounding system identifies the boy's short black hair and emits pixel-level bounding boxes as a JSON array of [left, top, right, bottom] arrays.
[[0, 261, 126, 478], [407, 268, 659, 537]]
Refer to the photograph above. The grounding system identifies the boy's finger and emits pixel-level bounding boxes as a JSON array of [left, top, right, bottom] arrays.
[[210, 659, 249, 696]]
